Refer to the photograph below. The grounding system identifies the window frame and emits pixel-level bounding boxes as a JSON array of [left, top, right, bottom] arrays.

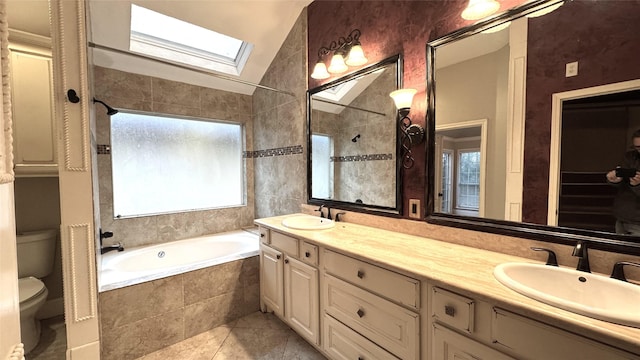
[[455, 148, 481, 211]]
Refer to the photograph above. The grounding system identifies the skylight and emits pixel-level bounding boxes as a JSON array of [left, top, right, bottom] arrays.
[[129, 4, 253, 76]]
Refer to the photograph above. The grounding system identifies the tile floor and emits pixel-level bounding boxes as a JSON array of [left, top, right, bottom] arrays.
[[27, 311, 325, 360], [135, 311, 327, 360], [29, 315, 66, 360]]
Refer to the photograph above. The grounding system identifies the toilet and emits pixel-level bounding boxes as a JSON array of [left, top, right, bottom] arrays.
[[16, 229, 57, 354]]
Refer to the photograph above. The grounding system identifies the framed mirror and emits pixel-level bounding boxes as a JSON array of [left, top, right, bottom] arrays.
[[426, 0, 640, 255], [307, 55, 402, 215]]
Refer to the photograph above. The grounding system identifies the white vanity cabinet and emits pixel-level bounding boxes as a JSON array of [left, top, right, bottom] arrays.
[[259, 227, 320, 345], [9, 37, 57, 176], [322, 249, 420, 360], [429, 284, 640, 360]]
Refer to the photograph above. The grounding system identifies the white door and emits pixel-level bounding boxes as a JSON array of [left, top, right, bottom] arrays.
[[260, 244, 284, 317], [284, 256, 319, 345]]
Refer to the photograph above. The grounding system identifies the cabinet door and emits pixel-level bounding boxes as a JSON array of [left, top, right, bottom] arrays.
[[10, 47, 57, 175], [260, 244, 284, 317], [284, 256, 319, 345], [433, 323, 515, 360]]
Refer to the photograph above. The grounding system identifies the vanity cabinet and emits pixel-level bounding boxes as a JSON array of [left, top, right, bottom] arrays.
[[322, 249, 420, 360], [9, 39, 57, 176], [259, 227, 320, 345], [429, 284, 640, 360]]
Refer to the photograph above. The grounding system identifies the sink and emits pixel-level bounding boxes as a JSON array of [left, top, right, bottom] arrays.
[[281, 215, 335, 230], [494, 262, 640, 328]]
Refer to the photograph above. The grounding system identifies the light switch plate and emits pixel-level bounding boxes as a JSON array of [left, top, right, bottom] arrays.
[[409, 199, 421, 219], [565, 61, 578, 77]]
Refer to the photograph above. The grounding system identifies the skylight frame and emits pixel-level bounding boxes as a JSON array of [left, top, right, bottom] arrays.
[[129, 4, 253, 76]]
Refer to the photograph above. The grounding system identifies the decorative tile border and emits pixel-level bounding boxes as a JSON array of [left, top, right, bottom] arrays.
[[245, 145, 303, 158], [97, 144, 111, 155], [331, 153, 393, 162]]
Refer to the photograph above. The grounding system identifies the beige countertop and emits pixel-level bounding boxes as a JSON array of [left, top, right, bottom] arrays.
[[255, 213, 640, 355]]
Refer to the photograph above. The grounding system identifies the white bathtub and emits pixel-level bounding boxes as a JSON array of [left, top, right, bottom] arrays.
[[99, 229, 259, 291]]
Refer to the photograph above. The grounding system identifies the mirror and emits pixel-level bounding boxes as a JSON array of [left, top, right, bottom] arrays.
[[427, 0, 640, 254], [307, 55, 402, 214]]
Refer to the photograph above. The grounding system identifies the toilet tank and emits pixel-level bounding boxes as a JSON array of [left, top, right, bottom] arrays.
[[16, 229, 57, 278]]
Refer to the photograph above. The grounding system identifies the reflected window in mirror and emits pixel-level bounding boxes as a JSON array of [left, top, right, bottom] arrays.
[[426, 0, 640, 255], [307, 55, 402, 215]]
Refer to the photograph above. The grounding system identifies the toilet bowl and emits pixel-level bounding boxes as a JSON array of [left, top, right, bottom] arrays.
[[18, 277, 49, 353], [16, 229, 57, 354]]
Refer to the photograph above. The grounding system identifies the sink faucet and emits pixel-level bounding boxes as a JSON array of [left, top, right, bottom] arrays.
[[315, 204, 325, 218], [572, 241, 590, 273]]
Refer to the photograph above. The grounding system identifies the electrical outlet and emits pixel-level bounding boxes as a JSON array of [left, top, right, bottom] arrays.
[[565, 61, 578, 77], [409, 199, 421, 219]]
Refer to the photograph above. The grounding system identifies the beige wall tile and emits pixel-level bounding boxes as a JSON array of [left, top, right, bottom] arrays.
[[183, 260, 243, 305], [184, 292, 241, 338]]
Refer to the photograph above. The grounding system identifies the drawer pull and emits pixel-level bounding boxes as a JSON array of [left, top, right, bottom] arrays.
[[357, 308, 365, 318], [357, 270, 365, 279], [444, 305, 456, 317], [305, 251, 311, 257], [260, 233, 265, 237], [276, 254, 281, 260]]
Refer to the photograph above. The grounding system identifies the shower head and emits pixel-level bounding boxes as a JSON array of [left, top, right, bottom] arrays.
[[351, 134, 361, 143], [93, 98, 119, 116]]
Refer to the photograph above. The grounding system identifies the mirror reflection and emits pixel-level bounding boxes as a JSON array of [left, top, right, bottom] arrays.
[[308, 56, 400, 212], [429, 0, 640, 241]]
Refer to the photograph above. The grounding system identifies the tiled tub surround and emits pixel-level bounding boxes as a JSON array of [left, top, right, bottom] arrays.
[[99, 229, 259, 291], [93, 65, 255, 249], [257, 213, 640, 356], [99, 255, 260, 360]]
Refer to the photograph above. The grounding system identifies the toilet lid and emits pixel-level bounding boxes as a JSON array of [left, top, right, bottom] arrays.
[[18, 277, 46, 303]]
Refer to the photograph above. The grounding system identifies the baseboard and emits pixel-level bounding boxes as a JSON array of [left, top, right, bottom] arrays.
[[36, 297, 64, 320]]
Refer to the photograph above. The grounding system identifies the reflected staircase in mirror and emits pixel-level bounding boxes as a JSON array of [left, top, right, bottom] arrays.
[[557, 172, 616, 232]]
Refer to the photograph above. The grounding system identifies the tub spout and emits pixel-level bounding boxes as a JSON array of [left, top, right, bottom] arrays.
[[101, 242, 124, 255]]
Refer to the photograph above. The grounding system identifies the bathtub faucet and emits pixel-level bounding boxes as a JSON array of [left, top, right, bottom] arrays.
[[101, 242, 124, 255]]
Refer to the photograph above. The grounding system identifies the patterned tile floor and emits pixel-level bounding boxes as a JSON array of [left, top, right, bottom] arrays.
[[29, 312, 326, 360]]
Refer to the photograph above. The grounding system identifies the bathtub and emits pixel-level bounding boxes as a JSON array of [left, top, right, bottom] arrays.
[[98, 229, 259, 291]]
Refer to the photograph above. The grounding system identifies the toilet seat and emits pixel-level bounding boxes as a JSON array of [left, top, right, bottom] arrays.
[[18, 277, 46, 304]]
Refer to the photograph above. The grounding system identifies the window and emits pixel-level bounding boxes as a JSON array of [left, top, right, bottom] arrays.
[[129, 4, 253, 76], [311, 134, 334, 199], [441, 149, 453, 213], [110, 112, 244, 218], [456, 149, 480, 210]]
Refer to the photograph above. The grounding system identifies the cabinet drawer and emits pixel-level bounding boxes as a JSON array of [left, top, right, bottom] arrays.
[[270, 231, 299, 258], [258, 227, 270, 244], [432, 287, 475, 333], [300, 241, 318, 266], [323, 314, 399, 360], [323, 249, 419, 309], [324, 274, 419, 360], [433, 323, 515, 360], [492, 308, 639, 360]]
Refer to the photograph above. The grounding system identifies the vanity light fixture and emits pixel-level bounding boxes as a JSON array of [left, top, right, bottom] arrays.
[[390, 89, 424, 169], [461, 0, 500, 20], [311, 29, 368, 80], [526, 0, 564, 18]]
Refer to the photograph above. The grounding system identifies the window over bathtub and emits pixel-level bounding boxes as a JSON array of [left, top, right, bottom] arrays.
[[110, 111, 244, 218]]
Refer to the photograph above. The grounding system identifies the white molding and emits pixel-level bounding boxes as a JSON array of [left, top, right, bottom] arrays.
[[8, 29, 51, 49], [547, 79, 640, 226], [0, 0, 13, 185], [67, 223, 97, 322]]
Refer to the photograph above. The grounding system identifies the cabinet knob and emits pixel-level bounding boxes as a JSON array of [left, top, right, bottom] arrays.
[[357, 308, 365, 318], [444, 305, 456, 317], [284, 259, 289, 264], [260, 233, 265, 238], [305, 251, 311, 257], [276, 254, 281, 260], [357, 270, 365, 279]]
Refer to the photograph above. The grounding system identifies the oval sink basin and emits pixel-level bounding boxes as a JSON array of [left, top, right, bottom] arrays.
[[281, 215, 335, 230], [494, 262, 640, 328]]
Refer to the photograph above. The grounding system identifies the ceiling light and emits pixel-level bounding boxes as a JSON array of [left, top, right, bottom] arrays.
[[461, 0, 500, 20]]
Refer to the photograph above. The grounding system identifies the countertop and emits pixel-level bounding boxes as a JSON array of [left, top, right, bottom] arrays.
[[255, 213, 640, 355]]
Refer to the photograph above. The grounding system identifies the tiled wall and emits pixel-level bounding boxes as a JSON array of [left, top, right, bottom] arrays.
[[252, 9, 308, 219], [99, 256, 259, 360], [93, 66, 255, 248]]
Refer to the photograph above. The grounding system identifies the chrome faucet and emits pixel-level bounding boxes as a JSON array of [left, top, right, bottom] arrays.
[[572, 241, 590, 273]]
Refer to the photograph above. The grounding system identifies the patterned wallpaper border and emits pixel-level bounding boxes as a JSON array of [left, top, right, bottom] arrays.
[[245, 145, 303, 158], [331, 153, 393, 162]]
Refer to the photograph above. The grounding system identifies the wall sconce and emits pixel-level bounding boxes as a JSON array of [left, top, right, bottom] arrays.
[[390, 89, 424, 169], [311, 29, 368, 80], [461, 0, 500, 20]]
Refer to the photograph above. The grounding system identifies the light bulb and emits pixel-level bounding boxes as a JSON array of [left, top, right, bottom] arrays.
[[328, 53, 348, 74], [461, 0, 500, 20], [389, 89, 417, 110], [346, 44, 368, 66], [311, 61, 330, 80]]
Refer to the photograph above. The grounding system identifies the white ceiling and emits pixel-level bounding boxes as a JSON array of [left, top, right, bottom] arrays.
[[7, 0, 311, 95]]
